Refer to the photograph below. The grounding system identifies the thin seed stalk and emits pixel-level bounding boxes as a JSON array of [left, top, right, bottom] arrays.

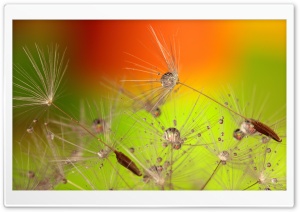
[[178, 82, 282, 142], [51, 103, 142, 176], [243, 181, 259, 191], [201, 161, 221, 190]]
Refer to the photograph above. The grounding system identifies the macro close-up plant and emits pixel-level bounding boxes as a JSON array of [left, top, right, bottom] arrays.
[[13, 20, 286, 191]]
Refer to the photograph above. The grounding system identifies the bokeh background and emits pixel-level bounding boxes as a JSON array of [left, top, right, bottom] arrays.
[[13, 20, 286, 190]]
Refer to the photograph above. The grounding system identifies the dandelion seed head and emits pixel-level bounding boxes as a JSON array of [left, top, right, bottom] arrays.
[[14, 44, 68, 109]]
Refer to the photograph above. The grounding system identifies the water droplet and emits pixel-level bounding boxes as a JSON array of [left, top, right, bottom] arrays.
[[162, 142, 168, 148], [261, 137, 270, 144], [129, 147, 135, 153], [164, 128, 181, 144], [172, 142, 182, 150], [271, 178, 278, 183], [197, 133, 201, 137], [218, 137, 221, 141], [233, 129, 245, 141], [164, 161, 170, 168], [151, 107, 161, 117], [47, 132, 54, 140], [157, 157, 162, 163], [156, 165, 163, 172], [27, 127, 34, 133], [219, 119, 223, 124], [160, 72, 178, 88], [240, 120, 257, 135], [266, 148, 271, 153], [218, 151, 230, 161], [93, 118, 106, 134], [27, 171, 35, 179], [267, 163, 271, 167], [173, 120, 177, 126]]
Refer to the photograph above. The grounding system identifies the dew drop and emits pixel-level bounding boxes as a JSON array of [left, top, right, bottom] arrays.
[[267, 163, 272, 167], [233, 129, 245, 141], [160, 72, 178, 88], [164, 161, 170, 168], [266, 148, 271, 153], [164, 128, 181, 144], [261, 136, 270, 144], [27, 171, 35, 179], [47, 132, 54, 141], [172, 142, 182, 150], [219, 119, 224, 124], [218, 151, 230, 161], [129, 147, 135, 153], [271, 178, 278, 183], [197, 133, 201, 137], [157, 157, 162, 163], [27, 127, 34, 134], [173, 120, 177, 126]]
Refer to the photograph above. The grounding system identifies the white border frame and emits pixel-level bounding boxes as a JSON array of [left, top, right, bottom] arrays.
[[4, 4, 294, 207]]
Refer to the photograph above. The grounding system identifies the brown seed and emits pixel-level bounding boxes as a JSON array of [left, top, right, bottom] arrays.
[[249, 119, 282, 142], [114, 151, 142, 176]]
